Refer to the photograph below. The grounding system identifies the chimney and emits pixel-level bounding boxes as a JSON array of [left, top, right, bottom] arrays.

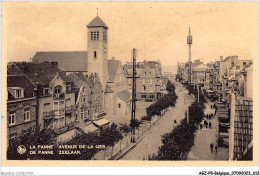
[[220, 56, 223, 61], [51, 62, 58, 68]]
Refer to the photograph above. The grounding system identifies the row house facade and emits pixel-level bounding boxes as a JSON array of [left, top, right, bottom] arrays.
[[68, 72, 106, 133], [176, 56, 253, 160], [7, 72, 37, 147], [7, 62, 76, 136], [123, 60, 167, 101]]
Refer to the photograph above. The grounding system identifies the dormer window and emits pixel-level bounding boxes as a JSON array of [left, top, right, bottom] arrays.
[[44, 88, 50, 95], [15, 89, 24, 98], [54, 85, 62, 94], [66, 84, 71, 92]]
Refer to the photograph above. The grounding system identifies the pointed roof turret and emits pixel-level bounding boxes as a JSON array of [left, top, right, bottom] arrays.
[[87, 16, 108, 29]]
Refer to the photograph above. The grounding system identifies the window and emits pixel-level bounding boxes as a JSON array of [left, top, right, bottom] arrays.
[[141, 94, 146, 99], [24, 109, 30, 121], [88, 110, 90, 117], [44, 103, 51, 113], [118, 103, 121, 108], [91, 31, 100, 40], [81, 109, 84, 119], [53, 101, 59, 111], [144, 72, 146, 76], [142, 86, 146, 92], [103, 31, 107, 42], [15, 89, 23, 98], [128, 83, 131, 90], [243, 62, 246, 66], [8, 111, 15, 125], [9, 133, 17, 145], [94, 51, 97, 59], [44, 88, 50, 95], [94, 31, 96, 40], [91, 32, 93, 40], [66, 84, 71, 92], [97, 31, 99, 40], [54, 85, 62, 94]]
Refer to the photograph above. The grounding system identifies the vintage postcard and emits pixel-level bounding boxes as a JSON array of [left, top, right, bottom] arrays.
[[1, 1, 259, 168]]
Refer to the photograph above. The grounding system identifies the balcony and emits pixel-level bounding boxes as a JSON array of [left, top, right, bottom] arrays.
[[65, 105, 76, 114], [43, 111, 55, 119], [53, 93, 65, 100], [96, 112, 106, 118], [53, 109, 65, 116]]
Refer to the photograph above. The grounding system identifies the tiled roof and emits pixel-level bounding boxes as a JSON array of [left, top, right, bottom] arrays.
[[7, 75, 34, 100], [108, 60, 120, 82], [13, 62, 70, 85], [87, 16, 108, 29], [32, 51, 88, 72], [117, 90, 131, 102]]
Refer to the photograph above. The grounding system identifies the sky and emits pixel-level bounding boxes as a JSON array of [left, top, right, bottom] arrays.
[[2, 1, 258, 68]]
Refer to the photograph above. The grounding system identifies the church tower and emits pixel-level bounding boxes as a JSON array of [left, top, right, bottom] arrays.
[[87, 15, 108, 91]]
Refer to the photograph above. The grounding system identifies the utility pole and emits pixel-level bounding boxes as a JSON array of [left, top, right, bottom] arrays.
[[187, 27, 192, 85], [197, 84, 200, 103], [128, 48, 139, 143]]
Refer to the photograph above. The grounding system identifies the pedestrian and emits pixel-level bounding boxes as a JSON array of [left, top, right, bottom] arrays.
[[205, 121, 208, 128], [209, 122, 212, 128], [200, 124, 203, 129], [210, 143, 214, 153], [215, 145, 218, 153]]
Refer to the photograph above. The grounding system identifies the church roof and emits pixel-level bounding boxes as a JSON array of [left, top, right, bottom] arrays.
[[107, 59, 120, 83], [32, 51, 88, 72], [117, 90, 131, 102], [87, 16, 108, 29]]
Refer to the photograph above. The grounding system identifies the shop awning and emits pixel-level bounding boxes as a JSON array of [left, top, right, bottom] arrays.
[[92, 118, 110, 127]]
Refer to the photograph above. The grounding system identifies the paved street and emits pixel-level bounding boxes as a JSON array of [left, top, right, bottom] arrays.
[[121, 80, 194, 160]]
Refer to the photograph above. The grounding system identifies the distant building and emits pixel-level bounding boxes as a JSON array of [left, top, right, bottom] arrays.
[[124, 60, 166, 101]]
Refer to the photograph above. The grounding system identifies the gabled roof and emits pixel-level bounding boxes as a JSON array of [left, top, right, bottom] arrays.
[[87, 16, 108, 29], [107, 59, 120, 83], [32, 51, 88, 72], [105, 85, 113, 93], [117, 90, 131, 102], [7, 75, 34, 100], [12, 62, 70, 86]]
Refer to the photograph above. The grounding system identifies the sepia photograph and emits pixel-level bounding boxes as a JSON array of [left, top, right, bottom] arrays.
[[1, 1, 258, 169]]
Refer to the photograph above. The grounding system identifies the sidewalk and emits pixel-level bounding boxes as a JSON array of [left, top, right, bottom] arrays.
[[92, 110, 167, 160], [187, 102, 229, 160]]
